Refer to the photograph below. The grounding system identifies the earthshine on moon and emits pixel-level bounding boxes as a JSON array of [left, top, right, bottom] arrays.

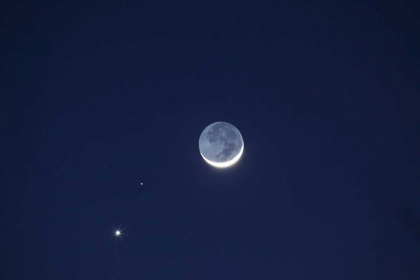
[[198, 122, 244, 168]]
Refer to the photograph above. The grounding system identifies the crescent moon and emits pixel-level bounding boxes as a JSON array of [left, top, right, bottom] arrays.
[[200, 141, 244, 168]]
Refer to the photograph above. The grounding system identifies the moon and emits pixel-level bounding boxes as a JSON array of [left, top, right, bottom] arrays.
[[198, 122, 244, 168]]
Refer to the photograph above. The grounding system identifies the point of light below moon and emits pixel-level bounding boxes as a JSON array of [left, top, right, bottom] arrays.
[[115, 230, 121, 236], [200, 142, 244, 168]]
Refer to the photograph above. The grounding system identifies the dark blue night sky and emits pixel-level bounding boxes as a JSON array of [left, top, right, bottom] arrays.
[[1, 1, 419, 279]]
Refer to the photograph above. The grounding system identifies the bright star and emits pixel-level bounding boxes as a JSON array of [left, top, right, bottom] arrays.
[[115, 230, 122, 237]]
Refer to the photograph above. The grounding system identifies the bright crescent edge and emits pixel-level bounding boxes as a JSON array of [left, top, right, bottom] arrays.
[[200, 141, 244, 168]]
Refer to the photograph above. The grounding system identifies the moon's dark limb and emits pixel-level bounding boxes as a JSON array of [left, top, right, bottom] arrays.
[[199, 122, 244, 163]]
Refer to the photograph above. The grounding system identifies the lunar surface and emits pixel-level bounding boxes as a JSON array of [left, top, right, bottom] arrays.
[[198, 122, 244, 168]]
